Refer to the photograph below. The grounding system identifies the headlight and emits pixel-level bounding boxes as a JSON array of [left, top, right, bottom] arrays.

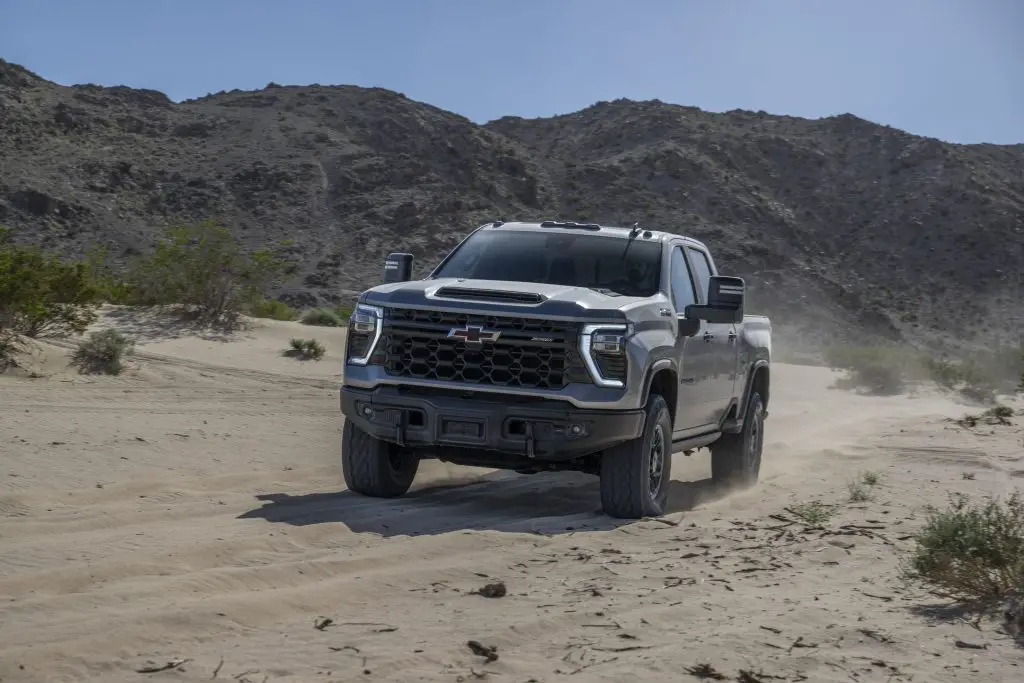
[[580, 323, 629, 388], [345, 303, 383, 365]]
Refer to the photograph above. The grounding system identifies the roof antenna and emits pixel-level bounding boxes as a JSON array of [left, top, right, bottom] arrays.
[[620, 221, 642, 260]]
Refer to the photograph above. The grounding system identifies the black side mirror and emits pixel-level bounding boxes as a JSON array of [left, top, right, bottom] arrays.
[[684, 275, 745, 324], [383, 252, 413, 283]]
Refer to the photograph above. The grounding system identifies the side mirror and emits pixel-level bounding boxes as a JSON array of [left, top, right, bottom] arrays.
[[684, 275, 745, 324], [383, 252, 413, 283]]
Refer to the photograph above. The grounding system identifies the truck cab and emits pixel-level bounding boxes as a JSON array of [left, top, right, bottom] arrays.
[[340, 220, 771, 519]]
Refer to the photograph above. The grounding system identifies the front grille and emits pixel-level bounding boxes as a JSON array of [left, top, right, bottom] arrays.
[[374, 308, 590, 389]]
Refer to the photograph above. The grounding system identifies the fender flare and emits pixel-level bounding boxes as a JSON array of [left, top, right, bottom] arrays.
[[641, 358, 679, 404], [739, 360, 770, 416], [719, 360, 770, 434]]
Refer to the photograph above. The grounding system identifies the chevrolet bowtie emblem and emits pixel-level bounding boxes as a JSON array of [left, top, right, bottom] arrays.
[[447, 325, 501, 345]]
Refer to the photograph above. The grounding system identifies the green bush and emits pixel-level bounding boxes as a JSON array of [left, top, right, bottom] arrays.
[[824, 345, 915, 395], [788, 500, 838, 526], [903, 492, 1024, 602], [825, 343, 1023, 400], [82, 245, 134, 304], [285, 337, 326, 360], [300, 308, 343, 327], [0, 227, 101, 339], [248, 297, 297, 321], [70, 329, 135, 375], [959, 345, 1023, 399], [124, 220, 289, 328]]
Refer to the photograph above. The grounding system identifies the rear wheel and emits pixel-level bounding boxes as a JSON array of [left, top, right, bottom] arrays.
[[342, 421, 419, 497], [709, 391, 764, 488], [599, 394, 673, 519]]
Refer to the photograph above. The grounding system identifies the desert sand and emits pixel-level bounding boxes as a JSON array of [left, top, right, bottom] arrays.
[[1, 308, 1021, 682]]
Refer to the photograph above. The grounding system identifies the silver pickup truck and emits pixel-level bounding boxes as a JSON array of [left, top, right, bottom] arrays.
[[339, 220, 771, 519]]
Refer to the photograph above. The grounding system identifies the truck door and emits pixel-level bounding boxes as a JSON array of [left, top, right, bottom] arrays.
[[686, 246, 738, 423], [669, 245, 718, 432]]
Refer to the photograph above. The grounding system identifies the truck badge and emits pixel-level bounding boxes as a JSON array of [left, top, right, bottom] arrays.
[[447, 325, 501, 345]]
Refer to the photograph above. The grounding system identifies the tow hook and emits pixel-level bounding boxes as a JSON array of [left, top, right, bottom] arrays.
[[524, 421, 536, 459]]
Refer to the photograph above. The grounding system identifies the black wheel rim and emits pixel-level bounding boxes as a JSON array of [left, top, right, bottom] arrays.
[[746, 408, 762, 476], [649, 424, 666, 495], [388, 448, 410, 474]]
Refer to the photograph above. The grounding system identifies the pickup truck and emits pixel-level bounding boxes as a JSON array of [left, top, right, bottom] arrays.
[[339, 220, 771, 519]]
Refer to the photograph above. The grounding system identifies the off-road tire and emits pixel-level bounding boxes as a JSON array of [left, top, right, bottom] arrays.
[[342, 420, 419, 497], [710, 391, 764, 488], [599, 394, 673, 519]]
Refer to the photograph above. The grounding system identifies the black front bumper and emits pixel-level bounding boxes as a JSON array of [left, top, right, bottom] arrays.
[[340, 386, 645, 461]]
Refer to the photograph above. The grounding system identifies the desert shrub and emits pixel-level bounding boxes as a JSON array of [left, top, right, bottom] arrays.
[[847, 470, 882, 502], [70, 329, 135, 375], [847, 481, 872, 502], [82, 245, 134, 304], [248, 297, 297, 321], [124, 220, 289, 328], [904, 493, 1024, 603], [958, 345, 1023, 400], [0, 227, 101, 339], [957, 404, 1016, 428], [920, 355, 964, 390], [826, 343, 1023, 400], [824, 345, 915, 395], [788, 500, 838, 526], [286, 338, 326, 360], [300, 308, 343, 327], [860, 470, 882, 486]]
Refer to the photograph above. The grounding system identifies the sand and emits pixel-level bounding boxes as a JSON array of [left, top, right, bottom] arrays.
[[1, 307, 1021, 682]]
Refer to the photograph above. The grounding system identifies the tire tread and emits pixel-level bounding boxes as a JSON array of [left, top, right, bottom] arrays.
[[342, 421, 418, 497]]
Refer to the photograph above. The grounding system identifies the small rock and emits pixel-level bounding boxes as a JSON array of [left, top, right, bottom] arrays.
[[467, 640, 498, 662], [474, 582, 507, 598]]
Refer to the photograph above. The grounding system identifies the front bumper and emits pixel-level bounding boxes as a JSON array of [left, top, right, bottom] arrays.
[[340, 386, 645, 461]]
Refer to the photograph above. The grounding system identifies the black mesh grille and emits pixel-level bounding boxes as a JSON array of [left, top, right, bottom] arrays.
[[375, 308, 590, 389]]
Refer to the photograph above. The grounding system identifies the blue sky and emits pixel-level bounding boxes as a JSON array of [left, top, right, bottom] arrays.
[[2, 0, 1021, 144]]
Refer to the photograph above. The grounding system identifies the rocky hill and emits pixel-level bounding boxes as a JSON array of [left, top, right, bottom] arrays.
[[2, 58, 1022, 352]]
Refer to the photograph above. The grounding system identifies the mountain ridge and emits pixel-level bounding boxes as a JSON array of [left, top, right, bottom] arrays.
[[2, 57, 1021, 352]]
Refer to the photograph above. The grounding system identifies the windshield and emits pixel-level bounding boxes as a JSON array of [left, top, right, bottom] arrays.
[[432, 229, 663, 297]]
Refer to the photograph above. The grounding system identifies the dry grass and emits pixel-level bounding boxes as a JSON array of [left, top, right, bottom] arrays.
[[285, 338, 326, 361]]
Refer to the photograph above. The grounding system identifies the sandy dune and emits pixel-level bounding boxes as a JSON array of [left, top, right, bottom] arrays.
[[1, 309, 1021, 682]]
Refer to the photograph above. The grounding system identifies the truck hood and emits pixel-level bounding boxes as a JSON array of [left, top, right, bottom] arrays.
[[360, 278, 657, 322]]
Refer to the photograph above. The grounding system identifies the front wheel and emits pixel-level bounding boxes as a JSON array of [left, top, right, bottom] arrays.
[[709, 391, 764, 488], [342, 421, 419, 497], [599, 394, 673, 519]]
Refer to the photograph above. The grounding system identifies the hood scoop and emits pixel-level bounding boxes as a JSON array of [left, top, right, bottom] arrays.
[[434, 286, 546, 305]]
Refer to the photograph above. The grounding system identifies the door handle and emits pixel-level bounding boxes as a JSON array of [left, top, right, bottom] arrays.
[[702, 332, 714, 343]]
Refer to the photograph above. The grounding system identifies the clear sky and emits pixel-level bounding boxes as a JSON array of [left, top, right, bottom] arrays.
[[2, 0, 1021, 144]]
